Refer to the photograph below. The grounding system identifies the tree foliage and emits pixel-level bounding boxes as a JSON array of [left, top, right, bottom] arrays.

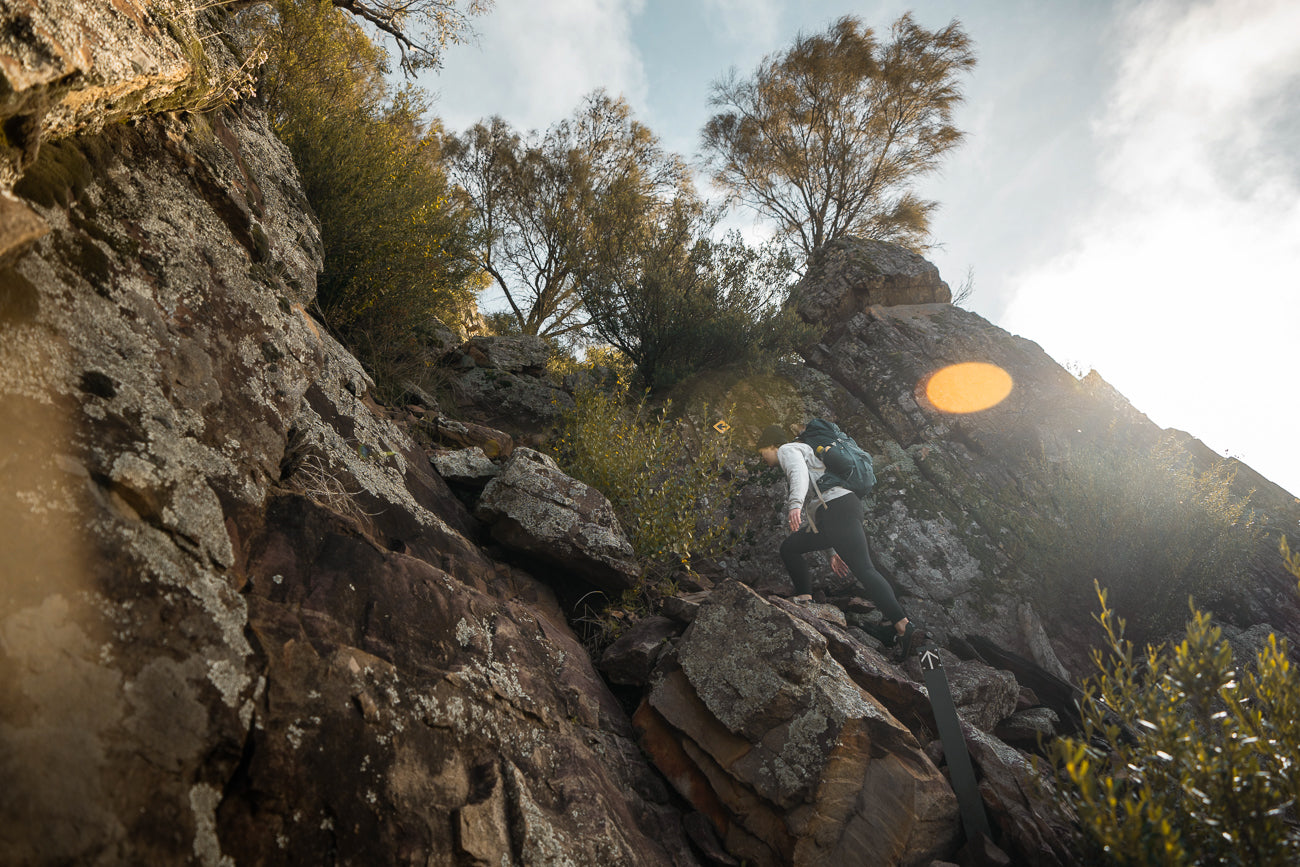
[[445, 92, 691, 339], [700, 13, 976, 258], [1054, 570, 1300, 866], [578, 207, 815, 391], [329, 0, 490, 73], [251, 0, 480, 399]]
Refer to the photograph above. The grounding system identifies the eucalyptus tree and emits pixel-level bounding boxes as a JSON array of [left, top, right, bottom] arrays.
[[701, 13, 976, 258], [330, 0, 492, 73], [447, 91, 693, 339]]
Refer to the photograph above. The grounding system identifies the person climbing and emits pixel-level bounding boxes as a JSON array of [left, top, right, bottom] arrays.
[[756, 423, 925, 657]]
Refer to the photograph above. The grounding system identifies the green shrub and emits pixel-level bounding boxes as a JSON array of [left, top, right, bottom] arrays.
[[552, 382, 737, 572], [250, 0, 480, 400], [1025, 435, 1259, 642], [1053, 557, 1300, 866], [580, 223, 817, 392]]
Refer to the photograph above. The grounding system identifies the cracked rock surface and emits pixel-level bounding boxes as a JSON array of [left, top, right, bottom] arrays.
[[0, 64, 693, 865]]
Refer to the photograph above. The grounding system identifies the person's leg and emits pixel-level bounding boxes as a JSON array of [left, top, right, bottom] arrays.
[[780, 527, 833, 595], [819, 496, 908, 625]]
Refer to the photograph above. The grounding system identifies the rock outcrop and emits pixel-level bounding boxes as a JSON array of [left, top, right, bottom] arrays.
[[0, 0, 203, 188], [0, 100, 321, 863], [640, 581, 961, 867], [794, 237, 952, 331], [0, 13, 684, 863], [445, 334, 575, 434], [695, 236, 1300, 680], [0, 1, 240, 262], [475, 447, 643, 593], [230, 491, 696, 866]]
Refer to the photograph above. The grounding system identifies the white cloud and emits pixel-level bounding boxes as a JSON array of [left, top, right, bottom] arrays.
[[1097, 0, 1300, 204], [1002, 0, 1300, 494], [699, 0, 782, 49], [427, 0, 649, 134]]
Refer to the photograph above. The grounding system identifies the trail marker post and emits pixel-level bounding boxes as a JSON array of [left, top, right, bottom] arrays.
[[918, 643, 993, 842]]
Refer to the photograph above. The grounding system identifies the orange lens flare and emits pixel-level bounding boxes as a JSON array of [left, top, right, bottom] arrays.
[[924, 362, 1014, 413]]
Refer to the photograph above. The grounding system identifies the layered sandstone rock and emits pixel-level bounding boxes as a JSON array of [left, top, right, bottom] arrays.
[[0, 0, 199, 188], [639, 581, 961, 866]]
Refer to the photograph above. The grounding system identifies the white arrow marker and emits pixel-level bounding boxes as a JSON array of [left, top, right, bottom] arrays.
[[920, 648, 941, 670]]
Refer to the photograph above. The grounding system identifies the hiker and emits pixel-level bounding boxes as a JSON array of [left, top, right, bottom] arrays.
[[756, 423, 924, 656]]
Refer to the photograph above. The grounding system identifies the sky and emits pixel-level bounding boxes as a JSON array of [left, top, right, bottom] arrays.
[[416, 0, 1300, 498]]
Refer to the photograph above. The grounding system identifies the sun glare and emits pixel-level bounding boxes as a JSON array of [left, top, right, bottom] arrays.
[[923, 362, 1014, 413]]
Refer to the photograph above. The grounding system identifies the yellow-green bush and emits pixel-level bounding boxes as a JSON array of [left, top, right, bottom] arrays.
[[249, 0, 479, 402], [552, 383, 736, 572], [545, 343, 633, 386], [1054, 550, 1300, 866]]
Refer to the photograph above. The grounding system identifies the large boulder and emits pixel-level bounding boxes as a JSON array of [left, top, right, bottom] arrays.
[[794, 237, 951, 331], [942, 653, 1021, 733], [475, 448, 642, 592], [431, 446, 499, 489], [446, 334, 574, 432], [459, 334, 553, 373], [638, 581, 961, 866]]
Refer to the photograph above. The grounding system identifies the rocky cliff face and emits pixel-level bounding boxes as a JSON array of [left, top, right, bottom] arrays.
[[1, 8, 692, 864], [4, 5, 1299, 866]]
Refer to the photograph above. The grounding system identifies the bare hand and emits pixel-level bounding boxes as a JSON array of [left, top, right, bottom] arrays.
[[788, 508, 802, 532], [831, 553, 850, 578]]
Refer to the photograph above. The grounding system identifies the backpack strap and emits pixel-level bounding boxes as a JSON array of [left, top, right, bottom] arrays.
[[806, 465, 830, 534]]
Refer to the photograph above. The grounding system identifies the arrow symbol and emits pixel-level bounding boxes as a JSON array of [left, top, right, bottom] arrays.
[[919, 648, 941, 670]]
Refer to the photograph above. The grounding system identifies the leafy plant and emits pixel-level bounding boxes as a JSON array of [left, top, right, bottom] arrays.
[[1053, 557, 1300, 866], [578, 220, 816, 391], [251, 0, 480, 399], [552, 383, 737, 573], [545, 343, 633, 387]]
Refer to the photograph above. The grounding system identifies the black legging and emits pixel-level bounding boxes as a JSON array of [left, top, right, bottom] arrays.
[[780, 493, 907, 624]]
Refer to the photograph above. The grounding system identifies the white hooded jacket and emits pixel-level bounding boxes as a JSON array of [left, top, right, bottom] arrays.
[[776, 442, 852, 514]]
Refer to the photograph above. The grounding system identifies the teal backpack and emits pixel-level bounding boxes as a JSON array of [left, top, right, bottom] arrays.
[[797, 419, 876, 497]]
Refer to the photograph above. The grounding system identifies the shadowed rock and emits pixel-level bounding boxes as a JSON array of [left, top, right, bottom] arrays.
[[431, 446, 499, 488], [794, 237, 951, 332], [600, 615, 683, 686], [475, 448, 642, 592]]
